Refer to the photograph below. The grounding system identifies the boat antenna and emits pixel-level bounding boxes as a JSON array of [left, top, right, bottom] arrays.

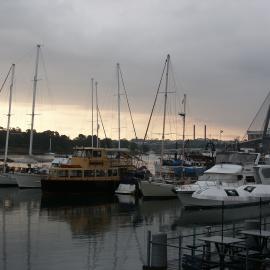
[[3, 64, 15, 172], [96, 81, 99, 148], [29, 44, 41, 156], [91, 78, 94, 147], [118, 65, 137, 139]]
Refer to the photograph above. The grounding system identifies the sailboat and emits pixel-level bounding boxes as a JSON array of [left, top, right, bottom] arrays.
[[14, 45, 49, 188], [140, 55, 182, 199], [0, 64, 17, 186]]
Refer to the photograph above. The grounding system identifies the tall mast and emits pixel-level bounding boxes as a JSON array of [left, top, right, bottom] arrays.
[[117, 63, 121, 149], [179, 94, 186, 180], [181, 94, 186, 157], [29, 44, 41, 156], [3, 64, 15, 172], [160, 54, 170, 171], [95, 81, 99, 148], [91, 78, 94, 147]]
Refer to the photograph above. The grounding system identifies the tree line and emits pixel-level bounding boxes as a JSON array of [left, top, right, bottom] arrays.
[[0, 127, 236, 155], [0, 128, 140, 154]]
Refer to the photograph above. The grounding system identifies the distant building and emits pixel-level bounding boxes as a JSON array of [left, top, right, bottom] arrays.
[[247, 129, 270, 140]]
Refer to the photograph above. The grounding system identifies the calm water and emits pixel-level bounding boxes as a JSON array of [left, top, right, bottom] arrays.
[[1, 188, 270, 270]]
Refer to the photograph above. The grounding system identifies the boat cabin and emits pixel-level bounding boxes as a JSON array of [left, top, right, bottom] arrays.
[[48, 147, 136, 181]]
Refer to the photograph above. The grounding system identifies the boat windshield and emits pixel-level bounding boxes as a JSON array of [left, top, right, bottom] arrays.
[[199, 173, 239, 182], [216, 152, 258, 165]]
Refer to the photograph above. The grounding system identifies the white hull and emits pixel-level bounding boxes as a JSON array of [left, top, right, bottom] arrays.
[[0, 173, 17, 186], [115, 184, 136, 195], [15, 173, 43, 188], [179, 191, 260, 208], [140, 180, 177, 199]]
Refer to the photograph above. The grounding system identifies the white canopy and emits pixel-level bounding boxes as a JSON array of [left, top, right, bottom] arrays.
[[237, 185, 270, 198], [192, 186, 252, 202]]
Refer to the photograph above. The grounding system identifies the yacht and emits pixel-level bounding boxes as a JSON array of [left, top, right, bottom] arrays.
[[174, 151, 262, 207]]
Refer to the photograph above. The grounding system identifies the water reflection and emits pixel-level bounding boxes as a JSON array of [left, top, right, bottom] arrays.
[[0, 189, 182, 270], [173, 203, 270, 228], [2, 187, 270, 270]]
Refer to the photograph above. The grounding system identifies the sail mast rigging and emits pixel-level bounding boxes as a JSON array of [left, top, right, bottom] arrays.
[[29, 44, 41, 156], [3, 64, 15, 172]]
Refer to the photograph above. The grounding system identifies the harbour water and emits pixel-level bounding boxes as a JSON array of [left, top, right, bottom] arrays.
[[1, 188, 270, 270]]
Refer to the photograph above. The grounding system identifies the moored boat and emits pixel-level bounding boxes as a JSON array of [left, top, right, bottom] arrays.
[[174, 151, 266, 208], [41, 147, 138, 194]]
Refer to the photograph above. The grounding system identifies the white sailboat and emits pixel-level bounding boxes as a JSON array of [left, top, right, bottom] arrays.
[[15, 45, 48, 188], [140, 55, 178, 199], [0, 64, 17, 186]]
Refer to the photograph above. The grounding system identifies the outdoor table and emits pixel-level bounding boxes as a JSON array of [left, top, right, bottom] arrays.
[[240, 229, 270, 252], [198, 235, 244, 269]]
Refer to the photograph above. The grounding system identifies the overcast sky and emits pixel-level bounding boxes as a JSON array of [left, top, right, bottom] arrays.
[[0, 0, 269, 140]]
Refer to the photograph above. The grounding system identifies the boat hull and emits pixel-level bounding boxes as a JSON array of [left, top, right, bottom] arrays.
[[15, 173, 43, 188], [41, 179, 120, 194], [179, 191, 263, 209], [115, 184, 136, 195], [0, 173, 17, 186], [140, 180, 177, 199]]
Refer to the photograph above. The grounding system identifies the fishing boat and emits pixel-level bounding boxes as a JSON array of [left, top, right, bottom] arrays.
[[41, 147, 138, 194]]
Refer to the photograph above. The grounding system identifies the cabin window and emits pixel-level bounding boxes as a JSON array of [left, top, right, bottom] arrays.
[[57, 170, 68, 177], [84, 170, 95, 177], [85, 150, 92, 157], [261, 168, 270, 178], [74, 150, 83, 157], [93, 151, 101, 158], [112, 169, 118, 176], [237, 175, 243, 181], [51, 170, 58, 177], [70, 170, 82, 177], [246, 176, 255, 183], [96, 170, 106, 177]]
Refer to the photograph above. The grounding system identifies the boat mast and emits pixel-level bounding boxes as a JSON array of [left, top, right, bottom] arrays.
[[117, 63, 121, 149], [95, 81, 99, 148], [29, 44, 41, 156], [91, 78, 94, 147], [180, 94, 186, 158], [160, 54, 170, 174], [49, 136, 52, 153], [3, 64, 15, 173]]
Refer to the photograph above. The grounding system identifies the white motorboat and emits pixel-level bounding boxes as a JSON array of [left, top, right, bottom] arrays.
[[174, 151, 263, 208]]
